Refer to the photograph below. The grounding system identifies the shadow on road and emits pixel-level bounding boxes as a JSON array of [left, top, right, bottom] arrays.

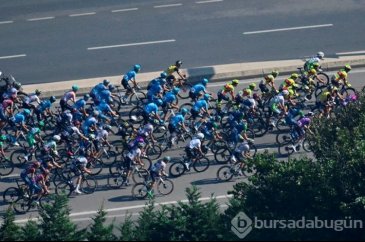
[[190, 178, 220, 186], [108, 195, 134, 203]]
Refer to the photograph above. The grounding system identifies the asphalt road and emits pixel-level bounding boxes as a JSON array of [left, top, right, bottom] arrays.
[[1, 67, 364, 226], [0, 0, 365, 84]]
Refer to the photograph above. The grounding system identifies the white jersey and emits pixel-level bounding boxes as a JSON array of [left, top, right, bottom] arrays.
[[24, 94, 40, 104], [188, 138, 201, 149], [96, 129, 108, 141], [127, 148, 141, 160], [61, 126, 82, 136], [234, 141, 250, 153], [138, 123, 154, 136], [270, 94, 285, 106], [151, 160, 166, 172]]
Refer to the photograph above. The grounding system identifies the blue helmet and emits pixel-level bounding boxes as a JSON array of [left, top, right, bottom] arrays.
[[134, 64, 141, 73], [201, 78, 209, 86], [103, 79, 110, 86], [23, 109, 31, 116], [49, 96, 56, 103], [172, 87, 180, 95], [203, 94, 211, 101], [156, 99, 163, 106], [180, 108, 188, 116], [160, 72, 167, 79]]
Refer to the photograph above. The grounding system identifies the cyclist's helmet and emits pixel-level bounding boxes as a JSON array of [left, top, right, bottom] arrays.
[[49, 96, 56, 103], [290, 73, 299, 80], [282, 90, 290, 96], [271, 70, 279, 78], [23, 109, 31, 116], [109, 84, 115, 91], [316, 51, 325, 59], [180, 108, 188, 116], [14, 82, 22, 90], [201, 78, 209, 86], [249, 83, 256, 90], [203, 93, 211, 101], [155, 99, 163, 106], [160, 72, 167, 79], [137, 142, 145, 148], [38, 121, 45, 128], [134, 64, 141, 73], [72, 85, 79, 92], [196, 133, 205, 140], [163, 156, 171, 163], [103, 124, 112, 131], [84, 94, 90, 101], [172, 87, 180, 95], [35, 89, 42, 95], [52, 135, 61, 142], [344, 64, 352, 72], [93, 110, 100, 117], [103, 79, 110, 86], [89, 134, 96, 140], [298, 110, 304, 117], [0, 134, 6, 141], [232, 79, 239, 86], [176, 60, 183, 67], [308, 69, 317, 75]]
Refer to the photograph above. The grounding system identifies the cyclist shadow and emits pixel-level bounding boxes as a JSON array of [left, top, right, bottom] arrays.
[[190, 178, 221, 186], [108, 195, 134, 203]]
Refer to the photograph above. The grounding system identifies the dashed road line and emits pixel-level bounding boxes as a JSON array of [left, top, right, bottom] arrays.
[[154, 3, 183, 8], [0, 54, 26, 60], [27, 16, 55, 21], [336, 50, 365, 55], [0, 21, 14, 25], [196, 0, 223, 4], [88, 39, 176, 50], [69, 12, 96, 17], [111, 8, 138, 13], [243, 24, 333, 35]]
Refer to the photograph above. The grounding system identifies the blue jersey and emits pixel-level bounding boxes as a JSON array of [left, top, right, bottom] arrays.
[[91, 83, 107, 96], [148, 84, 163, 96], [13, 113, 25, 124], [73, 99, 86, 110], [97, 101, 112, 113], [193, 100, 208, 112], [170, 114, 184, 127], [37, 100, 51, 112], [84, 117, 97, 128], [98, 90, 112, 102], [144, 103, 159, 114], [191, 84, 206, 94], [163, 92, 176, 104], [123, 70, 136, 81]]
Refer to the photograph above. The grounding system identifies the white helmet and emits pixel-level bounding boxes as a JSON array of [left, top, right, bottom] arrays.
[[53, 135, 61, 142], [316, 51, 325, 59], [196, 133, 205, 140], [282, 90, 289, 96]]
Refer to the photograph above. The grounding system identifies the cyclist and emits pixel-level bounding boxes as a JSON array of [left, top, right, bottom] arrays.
[[35, 96, 56, 122], [0, 98, 14, 130], [143, 100, 163, 124], [168, 108, 189, 146], [20, 161, 41, 196], [165, 60, 186, 87], [184, 132, 205, 170], [34, 169, 51, 200], [191, 94, 210, 129], [161, 87, 180, 121], [0, 134, 8, 159], [71, 155, 93, 194], [147, 72, 168, 91], [147, 77, 164, 102], [82, 111, 99, 136], [279, 73, 299, 91], [60, 120, 89, 151], [291, 112, 314, 152], [96, 99, 119, 119], [90, 79, 110, 100], [331, 65, 352, 88], [318, 86, 343, 118], [40, 135, 62, 169], [73, 94, 90, 120], [189, 78, 211, 102], [259, 74, 277, 94], [217, 79, 239, 106], [124, 142, 145, 185], [231, 136, 253, 176], [95, 84, 117, 105], [138, 122, 156, 143], [121, 64, 141, 104], [22, 89, 41, 111], [269, 90, 290, 127], [304, 51, 325, 72], [8, 109, 31, 146], [24, 121, 44, 162], [60, 85, 79, 112], [148, 156, 170, 197]]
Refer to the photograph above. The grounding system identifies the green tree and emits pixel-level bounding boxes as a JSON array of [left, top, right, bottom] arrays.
[[119, 214, 136, 241], [37, 194, 85, 241], [21, 220, 41, 241], [0, 207, 21, 241], [86, 205, 117, 241]]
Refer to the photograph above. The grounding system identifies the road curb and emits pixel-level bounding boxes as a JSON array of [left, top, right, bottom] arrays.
[[22, 55, 365, 98]]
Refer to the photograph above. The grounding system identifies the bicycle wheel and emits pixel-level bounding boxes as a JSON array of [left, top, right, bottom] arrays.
[[275, 132, 292, 145], [141, 157, 152, 170], [250, 117, 268, 137], [0, 159, 14, 176], [193, 157, 210, 173], [341, 87, 357, 100], [146, 144, 162, 160], [169, 161, 186, 178], [278, 143, 295, 157], [130, 91, 146, 106], [214, 147, 232, 164], [315, 72, 329, 85], [13, 198, 30, 214], [10, 149, 28, 167], [216, 165, 234, 182], [152, 125, 167, 140], [86, 158, 103, 176], [99, 150, 118, 166], [276, 118, 289, 132], [128, 106, 145, 124], [132, 168, 149, 184], [132, 183, 148, 199], [250, 143, 258, 157], [39, 194, 57, 209], [107, 172, 125, 189], [157, 179, 174, 196], [55, 181, 73, 197], [81, 175, 98, 194], [3, 187, 20, 203], [177, 83, 192, 99], [302, 138, 313, 153], [108, 160, 125, 175]]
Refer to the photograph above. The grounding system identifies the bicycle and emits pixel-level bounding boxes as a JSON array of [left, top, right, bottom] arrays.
[[13, 192, 56, 214], [132, 175, 174, 200], [214, 139, 257, 164], [55, 169, 98, 196], [169, 151, 210, 178], [3, 179, 29, 203], [0, 155, 14, 176], [216, 157, 254, 182], [107, 165, 149, 189]]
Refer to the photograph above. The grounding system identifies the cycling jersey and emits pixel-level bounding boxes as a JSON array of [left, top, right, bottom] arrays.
[[24, 94, 40, 104], [270, 94, 285, 106], [188, 138, 201, 149], [151, 160, 166, 173], [144, 103, 159, 115], [61, 126, 82, 137], [97, 101, 113, 113], [37, 100, 52, 112], [234, 141, 250, 153], [319, 91, 331, 103], [166, 65, 179, 76], [123, 70, 137, 81], [169, 114, 184, 128], [190, 84, 206, 94], [2, 99, 13, 109], [297, 117, 311, 127], [91, 83, 107, 97], [10, 113, 25, 124], [192, 100, 208, 112], [163, 92, 177, 104], [62, 91, 76, 102], [127, 147, 142, 160], [97, 89, 112, 103], [304, 56, 321, 71], [73, 98, 86, 110]]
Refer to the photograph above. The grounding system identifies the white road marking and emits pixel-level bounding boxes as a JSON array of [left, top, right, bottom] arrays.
[[1, 173, 20, 178], [196, 0, 223, 4], [336, 50, 365, 55], [0, 21, 14, 24], [0, 54, 26, 60], [69, 12, 96, 17], [154, 3, 182, 8], [88, 39, 176, 50], [27, 16, 55, 21], [14, 194, 232, 223], [243, 24, 333, 35], [111, 8, 138, 13]]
